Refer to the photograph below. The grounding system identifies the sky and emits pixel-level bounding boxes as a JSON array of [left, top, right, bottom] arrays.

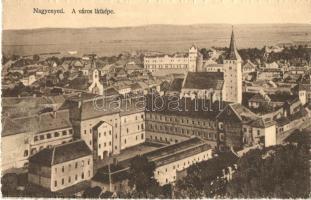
[[3, 0, 311, 30]]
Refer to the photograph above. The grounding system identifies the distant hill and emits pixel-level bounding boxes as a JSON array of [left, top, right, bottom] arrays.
[[3, 24, 311, 56]]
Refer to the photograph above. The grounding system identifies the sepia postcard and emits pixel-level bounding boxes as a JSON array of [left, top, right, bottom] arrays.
[[1, 0, 310, 198]]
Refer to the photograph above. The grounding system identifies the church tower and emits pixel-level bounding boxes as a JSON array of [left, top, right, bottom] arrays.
[[223, 27, 242, 104], [188, 45, 198, 72]]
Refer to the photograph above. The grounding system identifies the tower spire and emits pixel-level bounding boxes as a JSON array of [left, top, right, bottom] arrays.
[[226, 26, 241, 60]]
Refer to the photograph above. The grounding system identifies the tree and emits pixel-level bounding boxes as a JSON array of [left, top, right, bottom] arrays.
[[226, 144, 309, 198], [128, 155, 158, 195], [33, 54, 40, 62], [82, 186, 102, 198], [1, 173, 18, 196]]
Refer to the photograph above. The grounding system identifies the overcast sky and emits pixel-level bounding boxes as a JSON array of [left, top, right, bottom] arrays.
[[3, 0, 311, 30]]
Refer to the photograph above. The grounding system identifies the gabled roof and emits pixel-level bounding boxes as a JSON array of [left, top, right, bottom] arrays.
[[183, 72, 224, 90], [29, 140, 92, 166], [2, 109, 72, 137], [249, 118, 275, 128], [217, 103, 257, 123]]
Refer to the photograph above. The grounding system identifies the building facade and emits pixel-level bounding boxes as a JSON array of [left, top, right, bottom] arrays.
[[223, 29, 243, 104], [144, 46, 200, 74], [28, 140, 93, 192]]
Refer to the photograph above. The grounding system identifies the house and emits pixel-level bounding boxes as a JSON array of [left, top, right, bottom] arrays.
[[243, 117, 276, 147], [145, 95, 220, 148], [21, 74, 36, 86], [120, 98, 145, 150], [65, 94, 122, 155], [28, 140, 93, 192], [92, 165, 130, 193], [217, 103, 258, 150], [125, 62, 144, 74], [144, 137, 213, 186], [114, 84, 131, 96], [1, 110, 74, 172]]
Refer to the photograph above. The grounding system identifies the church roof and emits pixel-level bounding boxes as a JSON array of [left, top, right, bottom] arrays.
[[225, 28, 241, 60], [183, 72, 224, 90]]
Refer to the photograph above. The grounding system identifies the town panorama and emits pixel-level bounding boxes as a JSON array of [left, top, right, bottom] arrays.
[[1, 14, 310, 200]]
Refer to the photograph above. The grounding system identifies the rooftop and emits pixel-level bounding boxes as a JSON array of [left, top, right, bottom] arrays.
[[168, 78, 184, 92], [144, 137, 212, 167], [2, 109, 72, 137], [183, 72, 224, 90], [29, 140, 92, 166]]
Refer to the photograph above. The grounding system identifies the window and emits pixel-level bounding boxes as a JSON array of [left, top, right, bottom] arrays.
[[257, 130, 260, 136], [126, 128, 129, 133], [104, 142, 106, 147], [54, 181, 57, 187], [90, 129, 92, 134], [141, 124, 144, 130], [81, 172, 84, 179], [141, 134, 144, 139], [124, 139, 127, 144], [99, 133, 101, 138], [55, 132, 60, 137], [109, 131, 112, 135], [88, 159, 90, 165], [75, 162, 78, 168], [47, 133, 51, 139], [115, 146, 117, 150], [75, 174, 78, 181], [62, 131, 67, 136], [99, 144, 101, 149], [62, 166, 64, 173], [34, 136, 38, 141], [24, 150, 28, 157], [109, 141, 111, 146], [68, 176, 71, 183], [82, 160, 85, 167], [89, 140, 92, 145], [136, 136, 138, 140], [141, 114, 144, 119], [62, 178, 64, 185], [138, 125, 140, 130], [39, 135, 45, 140], [84, 130, 86, 134], [104, 132, 106, 136], [88, 170, 91, 177], [69, 129, 73, 135]]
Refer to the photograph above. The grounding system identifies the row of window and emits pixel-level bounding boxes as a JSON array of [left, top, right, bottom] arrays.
[[124, 134, 144, 144], [150, 135, 178, 144], [125, 124, 144, 133], [147, 114, 216, 128], [55, 158, 91, 174], [29, 139, 72, 156], [243, 127, 261, 135], [158, 153, 210, 184], [34, 129, 73, 142], [54, 170, 91, 187], [123, 114, 144, 123], [147, 123, 217, 140]]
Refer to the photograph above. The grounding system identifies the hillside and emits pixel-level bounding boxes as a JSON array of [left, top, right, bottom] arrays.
[[3, 24, 311, 56]]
